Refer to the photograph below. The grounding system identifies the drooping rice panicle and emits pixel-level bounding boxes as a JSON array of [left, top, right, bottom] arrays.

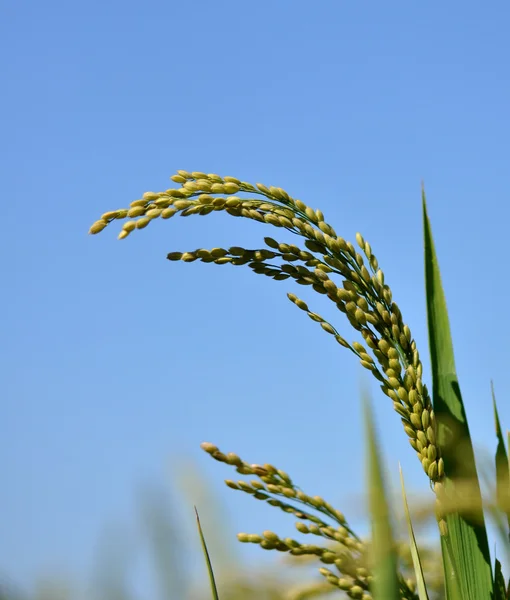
[[90, 172, 443, 490], [201, 442, 421, 600]]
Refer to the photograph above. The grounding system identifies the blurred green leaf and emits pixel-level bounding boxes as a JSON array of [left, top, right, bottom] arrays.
[[494, 559, 507, 600], [363, 393, 399, 600], [91, 524, 137, 600], [138, 485, 188, 600], [399, 466, 429, 600], [492, 383, 510, 538]]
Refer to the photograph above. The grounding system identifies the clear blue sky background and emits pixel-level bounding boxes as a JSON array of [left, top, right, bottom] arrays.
[[3, 0, 510, 596]]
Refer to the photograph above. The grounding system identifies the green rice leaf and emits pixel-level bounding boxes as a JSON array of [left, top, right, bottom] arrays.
[[422, 188, 493, 599], [363, 393, 399, 600], [492, 382, 510, 536], [399, 465, 430, 600], [493, 559, 507, 600], [195, 507, 220, 600]]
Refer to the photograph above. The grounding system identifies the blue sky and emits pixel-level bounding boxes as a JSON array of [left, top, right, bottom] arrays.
[[3, 0, 510, 595]]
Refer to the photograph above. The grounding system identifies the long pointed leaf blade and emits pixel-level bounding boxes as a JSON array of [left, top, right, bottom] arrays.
[[195, 507, 220, 600], [494, 559, 507, 600], [399, 465, 430, 600], [363, 394, 399, 600], [492, 382, 510, 537], [423, 189, 493, 599]]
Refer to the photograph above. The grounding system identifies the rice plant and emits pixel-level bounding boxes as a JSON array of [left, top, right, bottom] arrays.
[[90, 171, 510, 599]]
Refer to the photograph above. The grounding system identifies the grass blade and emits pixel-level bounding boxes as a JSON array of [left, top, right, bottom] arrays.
[[423, 188, 493, 599], [195, 507, 220, 600], [492, 382, 510, 537], [399, 465, 430, 600], [363, 393, 399, 600], [494, 558, 507, 600]]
